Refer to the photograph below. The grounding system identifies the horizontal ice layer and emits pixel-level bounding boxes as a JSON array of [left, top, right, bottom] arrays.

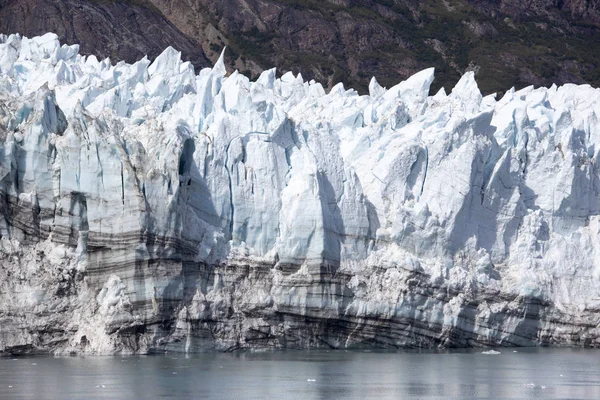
[[1, 33, 600, 354]]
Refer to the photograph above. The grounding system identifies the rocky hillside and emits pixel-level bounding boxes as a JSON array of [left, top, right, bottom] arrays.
[[1, 0, 600, 93], [150, 0, 600, 93], [0, 0, 210, 68]]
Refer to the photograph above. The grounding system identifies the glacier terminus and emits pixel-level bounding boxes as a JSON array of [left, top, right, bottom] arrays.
[[1, 33, 600, 354]]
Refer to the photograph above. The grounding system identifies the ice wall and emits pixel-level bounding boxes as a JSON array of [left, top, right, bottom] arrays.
[[1, 33, 600, 354]]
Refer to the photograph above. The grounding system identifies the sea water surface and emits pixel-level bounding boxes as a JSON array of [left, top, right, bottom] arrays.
[[0, 348, 599, 399]]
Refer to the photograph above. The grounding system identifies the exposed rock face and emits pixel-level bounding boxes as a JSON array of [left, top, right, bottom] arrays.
[[469, 0, 600, 23], [1, 34, 600, 355], [0, 0, 210, 68], [2, 0, 600, 96], [148, 0, 600, 94]]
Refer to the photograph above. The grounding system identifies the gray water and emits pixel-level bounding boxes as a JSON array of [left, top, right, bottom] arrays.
[[0, 348, 599, 399]]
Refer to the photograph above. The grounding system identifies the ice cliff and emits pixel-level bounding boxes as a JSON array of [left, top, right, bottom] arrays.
[[1, 33, 600, 354]]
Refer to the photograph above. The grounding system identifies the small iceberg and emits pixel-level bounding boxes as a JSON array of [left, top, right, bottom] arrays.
[[482, 350, 501, 355]]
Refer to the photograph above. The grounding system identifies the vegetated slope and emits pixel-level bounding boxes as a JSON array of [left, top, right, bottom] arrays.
[[151, 0, 600, 94], [0, 0, 210, 68]]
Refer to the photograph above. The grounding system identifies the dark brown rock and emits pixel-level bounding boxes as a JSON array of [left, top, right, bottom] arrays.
[[0, 0, 210, 68], [148, 0, 600, 94], [2, 0, 600, 103]]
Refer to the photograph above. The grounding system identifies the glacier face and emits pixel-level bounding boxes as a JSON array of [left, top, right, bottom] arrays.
[[1, 33, 600, 354]]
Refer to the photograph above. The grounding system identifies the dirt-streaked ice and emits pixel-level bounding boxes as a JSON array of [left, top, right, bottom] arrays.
[[1, 33, 600, 354]]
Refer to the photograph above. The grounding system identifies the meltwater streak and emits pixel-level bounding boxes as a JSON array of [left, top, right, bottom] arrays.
[[0, 348, 600, 399]]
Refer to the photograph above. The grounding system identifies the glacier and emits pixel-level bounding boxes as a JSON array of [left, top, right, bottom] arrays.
[[1, 32, 600, 354]]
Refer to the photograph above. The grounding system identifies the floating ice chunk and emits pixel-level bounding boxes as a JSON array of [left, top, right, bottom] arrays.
[[481, 350, 501, 355]]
